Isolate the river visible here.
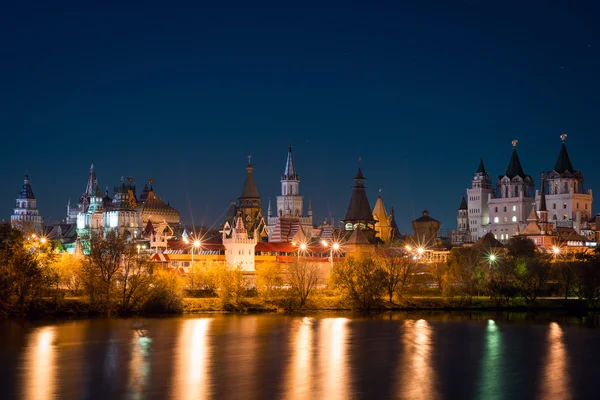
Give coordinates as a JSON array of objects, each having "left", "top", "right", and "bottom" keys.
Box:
[{"left": 1, "top": 312, "right": 599, "bottom": 399}]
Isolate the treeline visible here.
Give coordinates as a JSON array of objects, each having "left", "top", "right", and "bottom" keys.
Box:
[{"left": 3, "top": 220, "right": 600, "bottom": 315}]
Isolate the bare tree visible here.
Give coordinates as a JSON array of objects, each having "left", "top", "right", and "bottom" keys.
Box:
[
  {"left": 86, "top": 231, "right": 127, "bottom": 310},
  {"left": 374, "top": 247, "right": 412, "bottom": 303},
  {"left": 284, "top": 260, "right": 322, "bottom": 310},
  {"left": 119, "top": 248, "right": 155, "bottom": 312},
  {"left": 331, "top": 256, "right": 386, "bottom": 310}
]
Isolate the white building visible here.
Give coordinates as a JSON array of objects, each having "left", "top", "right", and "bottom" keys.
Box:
[
  {"left": 466, "top": 158, "right": 493, "bottom": 241},
  {"left": 488, "top": 140, "right": 535, "bottom": 242},
  {"left": 11, "top": 174, "right": 44, "bottom": 234},
  {"left": 222, "top": 213, "right": 257, "bottom": 271},
  {"left": 535, "top": 134, "right": 592, "bottom": 233},
  {"left": 266, "top": 145, "right": 313, "bottom": 242}
]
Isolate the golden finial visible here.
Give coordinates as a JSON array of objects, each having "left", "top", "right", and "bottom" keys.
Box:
[
  {"left": 127, "top": 176, "right": 134, "bottom": 184},
  {"left": 511, "top": 140, "right": 518, "bottom": 148},
  {"left": 148, "top": 178, "right": 155, "bottom": 186},
  {"left": 560, "top": 133, "right": 567, "bottom": 142},
  {"left": 247, "top": 155, "right": 252, "bottom": 165}
]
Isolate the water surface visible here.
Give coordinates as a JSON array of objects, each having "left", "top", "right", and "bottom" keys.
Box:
[{"left": 1, "top": 312, "right": 599, "bottom": 399}]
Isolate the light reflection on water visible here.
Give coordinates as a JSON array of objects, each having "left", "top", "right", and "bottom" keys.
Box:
[
  {"left": 6, "top": 314, "right": 600, "bottom": 399},
  {"left": 540, "top": 322, "right": 570, "bottom": 400},
  {"left": 171, "top": 318, "right": 212, "bottom": 400},
  {"left": 398, "top": 319, "right": 437, "bottom": 400},
  {"left": 22, "top": 326, "right": 56, "bottom": 400}
]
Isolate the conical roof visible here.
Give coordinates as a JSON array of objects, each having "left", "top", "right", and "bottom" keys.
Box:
[
  {"left": 474, "top": 232, "right": 504, "bottom": 249},
  {"left": 240, "top": 163, "right": 260, "bottom": 199},
  {"left": 19, "top": 174, "right": 36, "bottom": 199},
  {"left": 458, "top": 196, "right": 468, "bottom": 210},
  {"left": 505, "top": 147, "right": 527, "bottom": 179},
  {"left": 344, "top": 166, "right": 375, "bottom": 224},
  {"left": 84, "top": 162, "right": 96, "bottom": 196},
  {"left": 347, "top": 226, "right": 371, "bottom": 245},
  {"left": 390, "top": 207, "right": 399, "bottom": 231},
  {"left": 372, "top": 193, "right": 389, "bottom": 224},
  {"left": 553, "top": 141, "right": 574, "bottom": 174},
  {"left": 476, "top": 157, "right": 487, "bottom": 174},
  {"left": 539, "top": 176, "right": 547, "bottom": 212},
  {"left": 282, "top": 145, "right": 299, "bottom": 180}
]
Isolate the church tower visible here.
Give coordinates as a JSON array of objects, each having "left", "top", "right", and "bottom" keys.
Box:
[
  {"left": 67, "top": 162, "right": 97, "bottom": 223},
  {"left": 488, "top": 140, "right": 535, "bottom": 242},
  {"left": 11, "top": 174, "right": 44, "bottom": 234},
  {"left": 267, "top": 146, "right": 313, "bottom": 242},
  {"left": 537, "top": 134, "right": 592, "bottom": 233},
  {"left": 466, "top": 157, "right": 493, "bottom": 241}
]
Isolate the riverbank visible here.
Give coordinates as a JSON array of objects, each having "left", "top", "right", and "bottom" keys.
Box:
[{"left": 2, "top": 296, "right": 590, "bottom": 318}]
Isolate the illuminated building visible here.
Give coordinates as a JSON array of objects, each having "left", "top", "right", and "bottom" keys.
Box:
[
  {"left": 267, "top": 145, "right": 314, "bottom": 242},
  {"left": 466, "top": 157, "right": 493, "bottom": 241},
  {"left": 488, "top": 140, "right": 535, "bottom": 242},
  {"left": 135, "top": 179, "right": 181, "bottom": 225},
  {"left": 222, "top": 157, "right": 268, "bottom": 241},
  {"left": 450, "top": 197, "right": 471, "bottom": 245},
  {"left": 66, "top": 162, "right": 97, "bottom": 224},
  {"left": 343, "top": 162, "right": 376, "bottom": 240},
  {"left": 11, "top": 173, "right": 44, "bottom": 234},
  {"left": 372, "top": 191, "right": 396, "bottom": 243},
  {"left": 222, "top": 213, "right": 257, "bottom": 271},
  {"left": 535, "top": 134, "right": 593, "bottom": 233}
]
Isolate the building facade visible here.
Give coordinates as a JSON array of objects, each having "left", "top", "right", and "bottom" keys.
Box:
[
  {"left": 267, "top": 146, "right": 313, "bottom": 242},
  {"left": 466, "top": 158, "right": 492, "bottom": 241},
  {"left": 11, "top": 174, "right": 44, "bottom": 233}
]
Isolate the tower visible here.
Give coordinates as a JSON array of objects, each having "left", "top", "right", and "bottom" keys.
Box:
[
  {"left": 67, "top": 162, "right": 97, "bottom": 223},
  {"left": 452, "top": 196, "right": 471, "bottom": 245},
  {"left": 488, "top": 140, "right": 535, "bottom": 242},
  {"left": 343, "top": 160, "right": 376, "bottom": 236},
  {"left": 537, "top": 134, "right": 592, "bottom": 233},
  {"left": 11, "top": 174, "right": 44, "bottom": 234},
  {"left": 236, "top": 157, "right": 267, "bottom": 240},
  {"left": 466, "top": 157, "right": 493, "bottom": 241},
  {"left": 266, "top": 146, "right": 313, "bottom": 242},
  {"left": 372, "top": 190, "right": 393, "bottom": 242},
  {"left": 222, "top": 213, "right": 257, "bottom": 271}
]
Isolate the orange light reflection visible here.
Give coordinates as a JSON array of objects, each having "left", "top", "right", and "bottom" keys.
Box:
[
  {"left": 540, "top": 322, "right": 570, "bottom": 399},
  {"left": 398, "top": 319, "right": 437, "bottom": 400},
  {"left": 23, "top": 326, "right": 57, "bottom": 400}
]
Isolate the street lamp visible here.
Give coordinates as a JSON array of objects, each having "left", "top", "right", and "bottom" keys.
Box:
[
  {"left": 191, "top": 239, "right": 201, "bottom": 264},
  {"left": 321, "top": 240, "right": 340, "bottom": 266}
]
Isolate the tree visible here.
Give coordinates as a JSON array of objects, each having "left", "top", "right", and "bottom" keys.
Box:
[
  {"left": 85, "top": 231, "right": 127, "bottom": 310},
  {"left": 331, "top": 256, "right": 386, "bottom": 310},
  {"left": 52, "top": 252, "right": 84, "bottom": 294},
  {"left": 283, "top": 260, "right": 322, "bottom": 311},
  {"left": 142, "top": 269, "right": 185, "bottom": 314},
  {"left": 513, "top": 257, "right": 552, "bottom": 304},
  {"left": 571, "top": 254, "right": 600, "bottom": 306},
  {"left": 506, "top": 236, "right": 537, "bottom": 259},
  {"left": 446, "top": 247, "right": 486, "bottom": 304},
  {"left": 374, "top": 247, "right": 413, "bottom": 303},
  {"left": 256, "top": 262, "right": 283, "bottom": 301},
  {"left": 428, "top": 262, "right": 449, "bottom": 295},
  {"left": 217, "top": 264, "right": 248, "bottom": 310},
  {"left": 118, "top": 249, "right": 155, "bottom": 312}
]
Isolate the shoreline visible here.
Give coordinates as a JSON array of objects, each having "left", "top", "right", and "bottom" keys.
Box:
[{"left": 1, "top": 296, "right": 595, "bottom": 319}]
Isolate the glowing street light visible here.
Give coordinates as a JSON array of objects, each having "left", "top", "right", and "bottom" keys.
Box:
[
  {"left": 191, "top": 239, "right": 201, "bottom": 264},
  {"left": 417, "top": 247, "right": 425, "bottom": 255},
  {"left": 552, "top": 246, "right": 560, "bottom": 256},
  {"left": 40, "top": 237, "right": 47, "bottom": 244}
]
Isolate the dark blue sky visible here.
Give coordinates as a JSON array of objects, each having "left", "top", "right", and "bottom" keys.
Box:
[{"left": 1, "top": 0, "right": 599, "bottom": 233}]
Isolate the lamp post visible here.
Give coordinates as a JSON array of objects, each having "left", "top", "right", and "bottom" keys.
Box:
[
  {"left": 192, "top": 239, "right": 201, "bottom": 264},
  {"left": 321, "top": 240, "right": 340, "bottom": 267}
]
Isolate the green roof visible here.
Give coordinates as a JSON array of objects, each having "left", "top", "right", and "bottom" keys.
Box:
[{"left": 553, "top": 143, "right": 574, "bottom": 174}]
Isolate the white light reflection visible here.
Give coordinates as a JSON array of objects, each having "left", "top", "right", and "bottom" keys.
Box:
[
  {"left": 284, "top": 317, "right": 314, "bottom": 400},
  {"left": 540, "top": 322, "right": 570, "bottom": 399},
  {"left": 127, "top": 332, "right": 152, "bottom": 399},
  {"left": 318, "top": 318, "right": 349, "bottom": 400},
  {"left": 478, "top": 320, "right": 501, "bottom": 399},
  {"left": 398, "top": 319, "right": 437, "bottom": 400},
  {"left": 22, "top": 326, "right": 57, "bottom": 400},
  {"left": 171, "top": 318, "right": 212, "bottom": 400}
]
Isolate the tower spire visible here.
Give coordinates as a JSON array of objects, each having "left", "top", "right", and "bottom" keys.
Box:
[
  {"left": 283, "top": 144, "right": 298, "bottom": 180},
  {"left": 553, "top": 133, "right": 574, "bottom": 174},
  {"left": 505, "top": 139, "right": 526, "bottom": 178}
]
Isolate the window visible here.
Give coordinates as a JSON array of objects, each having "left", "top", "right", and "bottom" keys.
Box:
[
  {"left": 503, "top": 217, "right": 508, "bottom": 222},
  {"left": 563, "top": 214, "right": 568, "bottom": 220},
  {"left": 512, "top": 205, "right": 516, "bottom": 211},
  {"left": 495, "top": 207, "right": 498, "bottom": 212},
  {"left": 504, "top": 206, "right": 507, "bottom": 212},
  {"left": 563, "top": 202, "right": 567, "bottom": 209},
  {"left": 586, "top": 204, "right": 588, "bottom": 210},
  {"left": 553, "top": 204, "right": 556, "bottom": 209},
  {"left": 512, "top": 216, "right": 517, "bottom": 222},
  {"left": 494, "top": 217, "right": 499, "bottom": 223},
  {"left": 577, "top": 203, "right": 579, "bottom": 209}
]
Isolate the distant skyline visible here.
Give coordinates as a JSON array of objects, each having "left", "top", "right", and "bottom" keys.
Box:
[{"left": 1, "top": 1, "right": 599, "bottom": 232}]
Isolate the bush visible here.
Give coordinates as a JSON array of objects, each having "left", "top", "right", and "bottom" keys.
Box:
[{"left": 141, "top": 270, "right": 185, "bottom": 314}]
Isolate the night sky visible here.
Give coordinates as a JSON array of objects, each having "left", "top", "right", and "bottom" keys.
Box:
[{"left": 1, "top": 0, "right": 599, "bottom": 233}]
